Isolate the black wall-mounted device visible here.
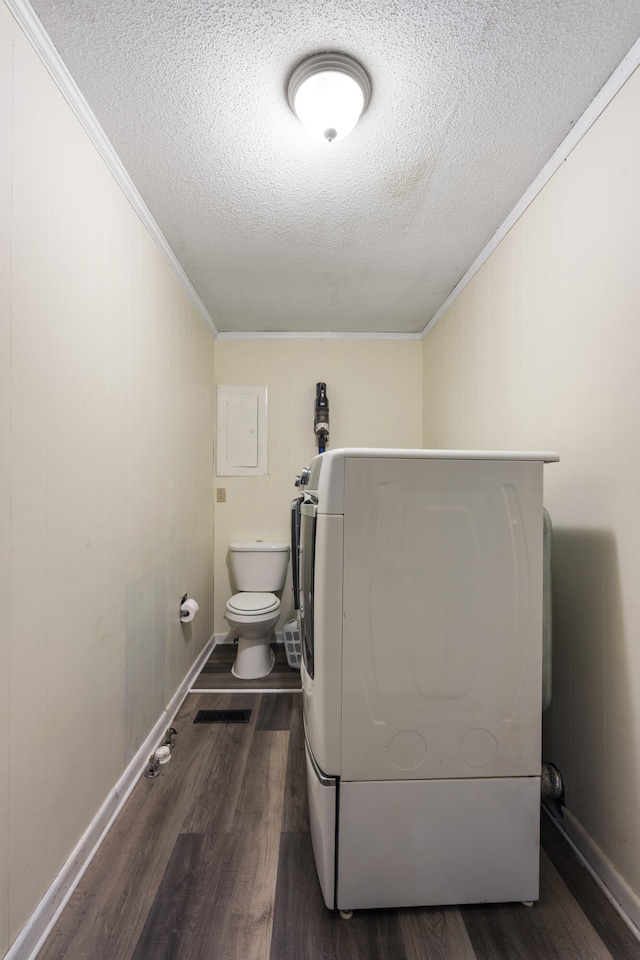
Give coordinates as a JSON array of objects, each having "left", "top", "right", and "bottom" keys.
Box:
[{"left": 314, "top": 382, "right": 329, "bottom": 453}]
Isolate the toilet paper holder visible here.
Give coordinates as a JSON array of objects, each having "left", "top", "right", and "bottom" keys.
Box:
[{"left": 180, "top": 593, "right": 200, "bottom": 623}]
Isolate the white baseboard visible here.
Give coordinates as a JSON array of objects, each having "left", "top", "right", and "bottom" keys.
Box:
[
  {"left": 6, "top": 635, "right": 216, "bottom": 960},
  {"left": 544, "top": 805, "right": 640, "bottom": 943}
]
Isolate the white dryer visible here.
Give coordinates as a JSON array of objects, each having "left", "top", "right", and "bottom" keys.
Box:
[{"left": 295, "top": 447, "right": 558, "bottom": 912}]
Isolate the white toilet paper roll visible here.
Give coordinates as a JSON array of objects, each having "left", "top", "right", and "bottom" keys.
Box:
[{"left": 180, "top": 598, "right": 199, "bottom": 623}]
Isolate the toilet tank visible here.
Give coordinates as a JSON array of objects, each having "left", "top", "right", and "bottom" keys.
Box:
[{"left": 229, "top": 541, "right": 290, "bottom": 591}]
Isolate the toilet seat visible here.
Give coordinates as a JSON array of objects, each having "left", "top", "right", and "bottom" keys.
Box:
[{"left": 226, "top": 592, "right": 280, "bottom": 616}]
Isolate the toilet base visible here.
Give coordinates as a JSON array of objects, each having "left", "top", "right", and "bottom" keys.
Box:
[{"left": 231, "top": 638, "right": 276, "bottom": 680}]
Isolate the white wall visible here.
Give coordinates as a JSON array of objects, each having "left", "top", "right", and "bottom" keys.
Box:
[
  {"left": 213, "top": 338, "right": 423, "bottom": 634},
  {"left": 0, "top": 5, "right": 12, "bottom": 952},
  {"left": 7, "top": 0, "right": 638, "bottom": 944},
  {"left": 0, "top": 4, "right": 215, "bottom": 953},
  {"left": 423, "top": 65, "right": 640, "bottom": 914}
]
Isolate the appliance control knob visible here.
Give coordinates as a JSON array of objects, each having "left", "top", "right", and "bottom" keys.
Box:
[
  {"left": 295, "top": 475, "right": 302, "bottom": 487},
  {"left": 299, "top": 467, "right": 311, "bottom": 486}
]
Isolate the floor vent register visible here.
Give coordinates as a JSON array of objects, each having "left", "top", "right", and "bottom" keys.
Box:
[{"left": 193, "top": 709, "right": 252, "bottom": 724}]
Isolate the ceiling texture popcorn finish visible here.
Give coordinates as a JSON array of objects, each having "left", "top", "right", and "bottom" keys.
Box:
[{"left": 28, "top": 0, "right": 640, "bottom": 336}]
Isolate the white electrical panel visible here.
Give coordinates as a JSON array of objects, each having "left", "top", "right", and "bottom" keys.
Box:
[{"left": 216, "top": 385, "right": 267, "bottom": 476}]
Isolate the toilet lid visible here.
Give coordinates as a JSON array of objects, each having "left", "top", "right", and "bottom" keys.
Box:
[{"left": 226, "top": 592, "right": 280, "bottom": 615}]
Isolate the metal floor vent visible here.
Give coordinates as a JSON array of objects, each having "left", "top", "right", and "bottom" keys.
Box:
[{"left": 193, "top": 709, "right": 252, "bottom": 724}]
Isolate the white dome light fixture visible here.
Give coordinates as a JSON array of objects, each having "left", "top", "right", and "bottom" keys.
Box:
[{"left": 287, "top": 53, "right": 371, "bottom": 143}]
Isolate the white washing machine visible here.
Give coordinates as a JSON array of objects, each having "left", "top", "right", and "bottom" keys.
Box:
[{"left": 294, "top": 447, "right": 558, "bottom": 912}]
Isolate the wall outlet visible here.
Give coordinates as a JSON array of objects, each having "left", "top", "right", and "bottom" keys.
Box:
[{"left": 216, "top": 487, "right": 226, "bottom": 502}]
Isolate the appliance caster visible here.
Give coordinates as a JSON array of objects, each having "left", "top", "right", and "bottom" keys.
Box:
[
  {"left": 339, "top": 910, "right": 353, "bottom": 920},
  {"left": 521, "top": 901, "right": 534, "bottom": 908}
]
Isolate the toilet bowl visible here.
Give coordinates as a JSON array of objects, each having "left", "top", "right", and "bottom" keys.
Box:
[
  {"left": 224, "top": 542, "right": 289, "bottom": 680},
  {"left": 225, "top": 592, "right": 281, "bottom": 679}
]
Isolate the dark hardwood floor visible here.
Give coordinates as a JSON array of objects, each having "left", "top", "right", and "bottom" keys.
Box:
[
  {"left": 37, "top": 657, "right": 639, "bottom": 960},
  {"left": 191, "top": 643, "right": 302, "bottom": 691}
]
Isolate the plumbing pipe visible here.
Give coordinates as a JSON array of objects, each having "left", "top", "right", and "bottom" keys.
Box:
[{"left": 541, "top": 763, "right": 564, "bottom": 801}]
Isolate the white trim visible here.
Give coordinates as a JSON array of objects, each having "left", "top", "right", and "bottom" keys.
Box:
[
  {"left": 216, "top": 331, "right": 422, "bottom": 341},
  {"left": 12, "top": 0, "right": 640, "bottom": 346},
  {"left": 5, "top": 635, "right": 216, "bottom": 960},
  {"left": 544, "top": 805, "right": 640, "bottom": 943},
  {"left": 421, "top": 37, "right": 640, "bottom": 340},
  {"left": 4, "top": 0, "right": 218, "bottom": 340}
]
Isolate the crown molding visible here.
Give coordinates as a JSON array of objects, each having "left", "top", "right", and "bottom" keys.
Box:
[
  {"left": 12, "top": 0, "right": 639, "bottom": 345},
  {"left": 421, "top": 35, "right": 640, "bottom": 341},
  {"left": 216, "top": 330, "right": 422, "bottom": 341},
  {"left": 5, "top": 0, "right": 218, "bottom": 339}
]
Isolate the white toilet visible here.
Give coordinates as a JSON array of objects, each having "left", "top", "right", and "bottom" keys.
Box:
[{"left": 225, "top": 541, "right": 290, "bottom": 680}]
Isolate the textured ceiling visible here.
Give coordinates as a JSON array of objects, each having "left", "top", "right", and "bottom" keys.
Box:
[{"left": 29, "top": 0, "right": 640, "bottom": 334}]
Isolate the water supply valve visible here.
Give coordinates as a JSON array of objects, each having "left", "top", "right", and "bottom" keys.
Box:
[
  {"left": 163, "top": 727, "right": 177, "bottom": 748},
  {"left": 143, "top": 755, "right": 161, "bottom": 779}
]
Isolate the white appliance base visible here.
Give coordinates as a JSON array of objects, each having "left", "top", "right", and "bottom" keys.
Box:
[
  {"left": 336, "top": 776, "right": 541, "bottom": 911},
  {"left": 305, "top": 739, "right": 337, "bottom": 909}
]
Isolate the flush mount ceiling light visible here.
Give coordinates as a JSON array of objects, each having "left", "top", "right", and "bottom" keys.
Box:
[{"left": 287, "top": 53, "right": 371, "bottom": 143}]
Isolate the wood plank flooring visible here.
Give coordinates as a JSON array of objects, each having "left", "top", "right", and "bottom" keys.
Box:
[
  {"left": 37, "top": 687, "right": 640, "bottom": 960},
  {"left": 191, "top": 643, "right": 302, "bottom": 690}
]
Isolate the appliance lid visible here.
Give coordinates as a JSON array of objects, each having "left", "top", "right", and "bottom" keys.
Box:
[
  {"left": 226, "top": 592, "right": 280, "bottom": 614},
  {"left": 307, "top": 447, "right": 559, "bottom": 514}
]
